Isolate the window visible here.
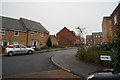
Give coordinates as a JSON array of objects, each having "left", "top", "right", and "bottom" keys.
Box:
[
  {"left": 114, "top": 15, "right": 117, "bottom": 24},
  {"left": 40, "top": 33, "right": 44, "bottom": 37},
  {"left": 19, "top": 45, "right": 26, "bottom": 48},
  {"left": 14, "top": 31, "right": 19, "bottom": 36},
  {"left": 31, "top": 31, "right": 35, "bottom": 36},
  {"left": 109, "top": 20, "right": 112, "bottom": 24},
  {"left": 0, "top": 29, "right": 5, "bottom": 35},
  {"left": 110, "top": 27, "right": 112, "bottom": 32},
  {"left": 40, "top": 42, "right": 43, "bottom": 46},
  {"left": 13, "top": 45, "right": 19, "bottom": 48},
  {"left": 13, "top": 42, "right": 18, "bottom": 45}
]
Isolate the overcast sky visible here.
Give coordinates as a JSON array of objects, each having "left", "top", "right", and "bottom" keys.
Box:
[{"left": 1, "top": 0, "right": 119, "bottom": 36}]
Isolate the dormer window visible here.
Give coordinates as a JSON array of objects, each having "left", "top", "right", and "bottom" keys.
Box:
[
  {"left": 0, "top": 29, "right": 5, "bottom": 35},
  {"left": 14, "top": 31, "right": 19, "bottom": 36}
]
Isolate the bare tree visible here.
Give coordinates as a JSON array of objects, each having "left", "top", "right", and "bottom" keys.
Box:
[{"left": 76, "top": 26, "right": 86, "bottom": 50}]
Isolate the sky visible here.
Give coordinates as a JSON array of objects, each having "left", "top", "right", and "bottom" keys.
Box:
[{"left": 1, "top": 0, "right": 120, "bottom": 36}]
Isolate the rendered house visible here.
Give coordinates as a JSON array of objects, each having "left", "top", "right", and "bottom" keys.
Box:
[{"left": 0, "top": 16, "right": 49, "bottom": 48}]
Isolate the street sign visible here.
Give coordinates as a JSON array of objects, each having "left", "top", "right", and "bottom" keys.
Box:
[{"left": 100, "top": 55, "right": 111, "bottom": 61}]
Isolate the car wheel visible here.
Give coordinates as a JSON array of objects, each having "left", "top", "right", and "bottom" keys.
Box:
[
  {"left": 28, "top": 50, "right": 33, "bottom": 55},
  {"left": 8, "top": 52, "right": 13, "bottom": 56}
]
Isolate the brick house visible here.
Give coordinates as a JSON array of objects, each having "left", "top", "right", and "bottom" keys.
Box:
[
  {"left": 92, "top": 32, "right": 102, "bottom": 45},
  {"left": 0, "top": 16, "right": 49, "bottom": 48},
  {"left": 86, "top": 35, "right": 93, "bottom": 46},
  {"left": 86, "top": 32, "right": 102, "bottom": 46},
  {"left": 110, "top": 3, "right": 120, "bottom": 37},
  {"left": 102, "top": 3, "right": 120, "bottom": 42},
  {"left": 56, "top": 27, "right": 77, "bottom": 46},
  {"left": 50, "top": 35, "right": 59, "bottom": 47},
  {"left": 102, "top": 17, "right": 113, "bottom": 42},
  {"left": 20, "top": 18, "right": 49, "bottom": 48}
]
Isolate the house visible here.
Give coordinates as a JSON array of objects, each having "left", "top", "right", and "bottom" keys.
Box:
[
  {"left": 20, "top": 18, "right": 49, "bottom": 48},
  {"left": 0, "top": 16, "right": 49, "bottom": 48},
  {"left": 50, "top": 35, "right": 59, "bottom": 47},
  {"left": 86, "top": 32, "right": 102, "bottom": 46},
  {"left": 86, "top": 35, "right": 93, "bottom": 46},
  {"left": 0, "top": 16, "right": 27, "bottom": 47},
  {"left": 92, "top": 32, "right": 102, "bottom": 45},
  {"left": 102, "top": 3, "right": 120, "bottom": 42},
  {"left": 102, "top": 17, "right": 113, "bottom": 42},
  {"left": 56, "top": 27, "right": 77, "bottom": 46}
]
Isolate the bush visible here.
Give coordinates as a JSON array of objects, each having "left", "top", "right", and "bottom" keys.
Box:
[
  {"left": 40, "top": 46, "right": 49, "bottom": 50},
  {"left": 76, "top": 50, "right": 86, "bottom": 61},
  {"left": 76, "top": 46, "right": 112, "bottom": 65},
  {"left": 35, "top": 47, "right": 40, "bottom": 51}
]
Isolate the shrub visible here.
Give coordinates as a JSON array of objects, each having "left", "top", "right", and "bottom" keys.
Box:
[
  {"left": 40, "top": 46, "right": 49, "bottom": 50},
  {"left": 35, "top": 47, "right": 40, "bottom": 51},
  {"left": 76, "top": 50, "right": 86, "bottom": 61},
  {"left": 76, "top": 46, "right": 111, "bottom": 65},
  {"left": 47, "top": 37, "right": 52, "bottom": 47}
]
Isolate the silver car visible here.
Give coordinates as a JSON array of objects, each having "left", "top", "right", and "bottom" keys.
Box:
[{"left": 5, "top": 44, "right": 34, "bottom": 56}]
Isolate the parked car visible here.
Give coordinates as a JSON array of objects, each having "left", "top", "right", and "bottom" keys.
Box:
[
  {"left": 87, "top": 69, "right": 120, "bottom": 80},
  {"left": 100, "top": 42, "right": 110, "bottom": 50},
  {"left": 4, "top": 44, "right": 34, "bottom": 56}
]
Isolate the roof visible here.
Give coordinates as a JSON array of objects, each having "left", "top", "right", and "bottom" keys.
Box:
[
  {"left": 20, "top": 18, "right": 49, "bottom": 33},
  {"left": 49, "top": 35, "right": 55, "bottom": 38},
  {"left": 92, "top": 32, "right": 102, "bottom": 35},
  {"left": 1, "top": 16, "right": 26, "bottom": 31},
  {"left": 56, "top": 27, "right": 76, "bottom": 36},
  {"left": 110, "top": 3, "right": 120, "bottom": 17},
  {"left": 103, "top": 3, "right": 120, "bottom": 19}
]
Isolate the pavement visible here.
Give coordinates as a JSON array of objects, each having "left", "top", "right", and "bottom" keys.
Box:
[
  {"left": 2, "top": 69, "right": 82, "bottom": 80},
  {"left": 51, "top": 50, "right": 108, "bottom": 78}
]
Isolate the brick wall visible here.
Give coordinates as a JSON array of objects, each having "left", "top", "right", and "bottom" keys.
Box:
[
  {"left": 27, "top": 30, "right": 49, "bottom": 48},
  {"left": 51, "top": 37, "right": 59, "bottom": 46},
  {"left": 1, "top": 30, "right": 27, "bottom": 46},
  {"left": 1, "top": 30, "right": 49, "bottom": 48},
  {"left": 111, "top": 7, "right": 120, "bottom": 37},
  {"left": 102, "top": 17, "right": 113, "bottom": 42},
  {"left": 57, "top": 27, "right": 76, "bottom": 46}
]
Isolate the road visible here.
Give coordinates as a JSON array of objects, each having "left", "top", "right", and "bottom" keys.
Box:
[{"left": 2, "top": 48, "right": 77, "bottom": 77}]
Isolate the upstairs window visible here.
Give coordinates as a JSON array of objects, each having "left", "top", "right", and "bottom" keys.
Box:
[
  {"left": 40, "top": 33, "right": 44, "bottom": 37},
  {"left": 14, "top": 31, "right": 19, "bottom": 36},
  {"left": 31, "top": 31, "right": 35, "bottom": 36},
  {"left": 110, "top": 27, "right": 112, "bottom": 32},
  {"left": 109, "top": 20, "right": 112, "bottom": 24},
  {"left": 0, "top": 29, "right": 5, "bottom": 35},
  {"left": 114, "top": 15, "right": 117, "bottom": 24}
]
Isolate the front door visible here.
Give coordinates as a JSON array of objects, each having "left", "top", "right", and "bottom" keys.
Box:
[{"left": 34, "top": 41, "right": 37, "bottom": 47}]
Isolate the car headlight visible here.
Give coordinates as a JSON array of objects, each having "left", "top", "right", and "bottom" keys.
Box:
[{"left": 87, "top": 75, "right": 94, "bottom": 80}]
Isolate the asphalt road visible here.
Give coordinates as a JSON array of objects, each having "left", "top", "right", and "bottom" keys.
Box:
[{"left": 2, "top": 48, "right": 77, "bottom": 77}]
